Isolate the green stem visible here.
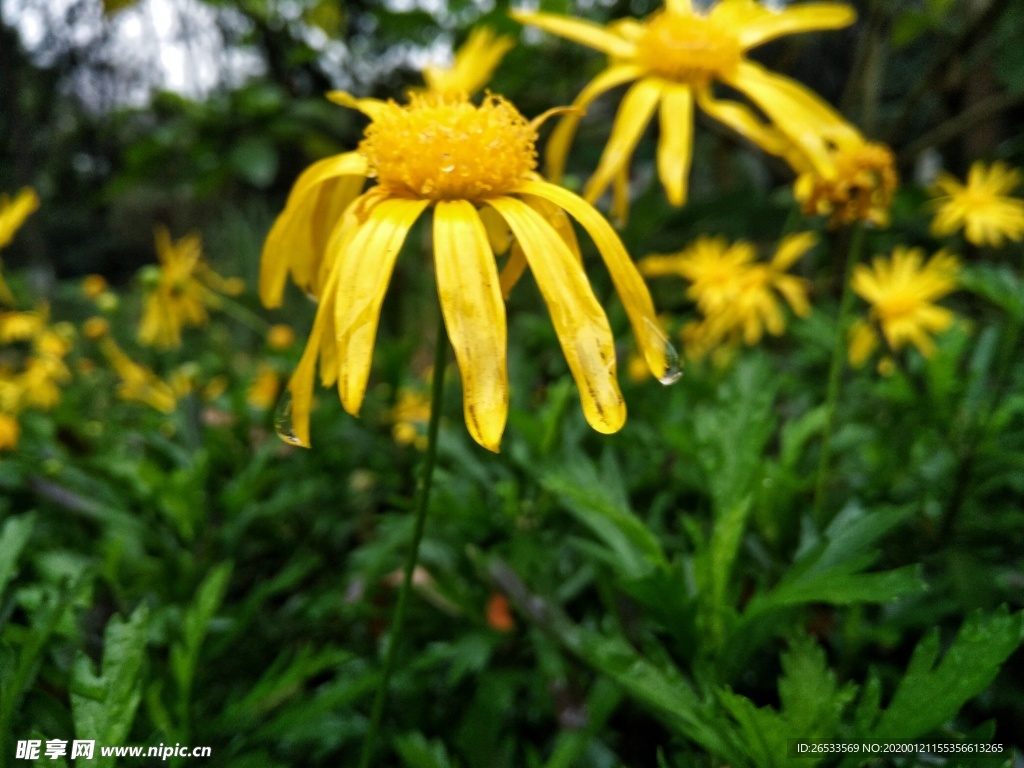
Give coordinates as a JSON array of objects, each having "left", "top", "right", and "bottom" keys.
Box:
[
  {"left": 358, "top": 313, "right": 447, "bottom": 768},
  {"left": 812, "top": 224, "right": 866, "bottom": 528},
  {"left": 206, "top": 288, "right": 271, "bottom": 335}
]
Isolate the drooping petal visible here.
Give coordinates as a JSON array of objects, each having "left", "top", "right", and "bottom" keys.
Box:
[
  {"left": 583, "top": 78, "right": 663, "bottom": 206},
  {"left": 433, "top": 201, "right": 508, "bottom": 452},
  {"left": 511, "top": 11, "right": 636, "bottom": 59},
  {"left": 664, "top": 0, "right": 693, "bottom": 15},
  {"left": 772, "top": 232, "right": 817, "bottom": 270},
  {"left": 260, "top": 152, "right": 367, "bottom": 307},
  {"left": 657, "top": 84, "right": 694, "bottom": 207},
  {"left": 726, "top": 61, "right": 860, "bottom": 174},
  {"left": 514, "top": 179, "right": 669, "bottom": 379},
  {"left": 695, "top": 87, "right": 805, "bottom": 166},
  {"left": 334, "top": 198, "right": 430, "bottom": 415},
  {"left": 285, "top": 262, "right": 343, "bottom": 448},
  {"left": 499, "top": 245, "right": 528, "bottom": 299},
  {"left": 847, "top": 319, "right": 877, "bottom": 367},
  {"left": 545, "top": 64, "right": 646, "bottom": 182},
  {"left": 487, "top": 195, "right": 625, "bottom": 433}
]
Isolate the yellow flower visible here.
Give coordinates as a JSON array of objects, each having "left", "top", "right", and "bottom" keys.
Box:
[
  {"left": 100, "top": 339, "right": 178, "bottom": 413},
  {"left": 0, "top": 188, "right": 40, "bottom": 305},
  {"left": 513, "top": 0, "right": 854, "bottom": 214},
  {"left": 793, "top": 138, "right": 898, "bottom": 227},
  {"left": 422, "top": 27, "right": 515, "bottom": 98},
  {"left": 138, "top": 227, "right": 238, "bottom": 349},
  {"left": 262, "top": 91, "right": 670, "bottom": 451},
  {"left": 267, "top": 323, "right": 296, "bottom": 350},
  {"left": 247, "top": 364, "right": 281, "bottom": 410},
  {"left": 640, "top": 233, "right": 814, "bottom": 355},
  {"left": 0, "top": 307, "right": 46, "bottom": 343},
  {"left": 848, "top": 247, "right": 959, "bottom": 366},
  {"left": 81, "top": 274, "right": 108, "bottom": 299},
  {"left": 83, "top": 316, "right": 110, "bottom": 339},
  {"left": 260, "top": 28, "right": 512, "bottom": 309},
  {"left": 0, "top": 306, "right": 70, "bottom": 414},
  {"left": 0, "top": 413, "right": 19, "bottom": 451},
  {"left": 930, "top": 161, "right": 1024, "bottom": 247},
  {"left": 390, "top": 387, "right": 431, "bottom": 450}
]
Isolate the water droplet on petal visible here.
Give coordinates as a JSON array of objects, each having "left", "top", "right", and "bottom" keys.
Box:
[
  {"left": 274, "top": 390, "right": 303, "bottom": 445},
  {"left": 439, "top": 153, "right": 455, "bottom": 173},
  {"left": 644, "top": 318, "right": 682, "bottom": 386}
]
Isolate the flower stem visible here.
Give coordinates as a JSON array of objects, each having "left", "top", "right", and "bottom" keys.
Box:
[
  {"left": 358, "top": 312, "right": 447, "bottom": 768},
  {"left": 813, "top": 223, "right": 866, "bottom": 528}
]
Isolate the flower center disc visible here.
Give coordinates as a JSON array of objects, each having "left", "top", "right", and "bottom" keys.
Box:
[
  {"left": 359, "top": 94, "right": 538, "bottom": 201},
  {"left": 637, "top": 12, "right": 741, "bottom": 85}
]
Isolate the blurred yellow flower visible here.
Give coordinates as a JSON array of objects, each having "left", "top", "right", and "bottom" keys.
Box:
[
  {"left": 422, "top": 27, "right": 515, "bottom": 98},
  {"left": 930, "top": 161, "right": 1024, "bottom": 247},
  {"left": 101, "top": 339, "right": 178, "bottom": 413},
  {"left": 247, "top": 364, "right": 281, "bottom": 410},
  {"left": 262, "top": 90, "right": 670, "bottom": 451},
  {"left": 81, "top": 274, "right": 108, "bottom": 299},
  {"left": 0, "top": 412, "right": 18, "bottom": 451},
  {"left": 390, "top": 387, "right": 431, "bottom": 450},
  {"left": 513, "top": 0, "right": 854, "bottom": 214},
  {"left": 793, "top": 138, "right": 897, "bottom": 227},
  {"left": 138, "top": 226, "right": 238, "bottom": 349},
  {"left": 0, "top": 188, "right": 40, "bottom": 305},
  {"left": 267, "top": 323, "right": 296, "bottom": 350},
  {"left": 83, "top": 316, "right": 110, "bottom": 339},
  {"left": 0, "top": 306, "right": 71, "bottom": 416},
  {"left": 640, "top": 233, "right": 814, "bottom": 356},
  {"left": 848, "top": 246, "right": 959, "bottom": 366}
]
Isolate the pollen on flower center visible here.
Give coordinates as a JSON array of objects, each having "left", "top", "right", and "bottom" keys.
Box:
[
  {"left": 637, "top": 12, "right": 741, "bottom": 85},
  {"left": 359, "top": 93, "right": 538, "bottom": 201}
]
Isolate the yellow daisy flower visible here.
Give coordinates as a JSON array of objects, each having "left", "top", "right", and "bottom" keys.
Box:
[
  {"left": 848, "top": 246, "right": 959, "bottom": 366},
  {"left": 641, "top": 233, "right": 814, "bottom": 356},
  {"left": 930, "top": 161, "right": 1024, "bottom": 247},
  {"left": 0, "top": 307, "right": 71, "bottom": 415},
  {"left": 100, "top": 339, "right": 179, "bottom": 413},
  {"left": 0, "top": 412, "right": 19, "bottom": 451},
  {"left": 512, "top": 0, "right": 854, "bottom": 213},
  {"left": 138, "top": 226, "right": 236, "bottom": 349},
  {"left": 262, "top": 91, "right": 671, "bottom": 452},
  {"left": 792, "top": 136, "right": 898, "bottom": 227},
  {"left": 260, "top": 27, "right": 514, "bottom": 309},
  {"left": 390, "top": 387, "right": 432, "bottom": 450},
  {"left": 247, "top": 364, "right": 281, "bottom": 410},
  {"left": 0, "top": 188, "right": 40, "bottom": 305},
  {"left": 267, "top": 323, "right": 296, "bottom": 350}
]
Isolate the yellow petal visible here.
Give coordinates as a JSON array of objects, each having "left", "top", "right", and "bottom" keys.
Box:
[
  {"left": 584, "top": 78, "right": 663, "bottom": 206},
  {"left": 488, "top": 195, "right": 625, "bottom": 433},
  {"left": 433, "top": 201, "right": 508, "bottom": 452},
  {"left": 727, "top": 62, "right": 859, "bottom": 174},
  {"left": 657, "top": 85, "right": 694, "bottom": 207},
  {"left": 725, "top": 2, "right": 856, "bottom": 50},
  {"left": 511, "top": 11, "right": 636, "bottom": 59},
  {"left": 545, "top": 64, "right": 645, "bottom": 182},
  {"left": 499, "top": 245, "right": 528, "bottom": 299},
  {"left": 0, "top": 188, "right": 40, "bottom": 250},
  {"left": 326, "top": 91, "right": 387, "bottom": 120},
  {"left": 772, "top": 232, "right": 817, "bottom": 270},
  {"left": 334, "top": 198, "right": 429, "bottom": 415},
  {"left": 422, "top": 27, "right": 515, "bottom": 96},
  {"left": 514, "top": 179, "right": 669, "bottom": 380},
  {"left": 665, "top": 0, "right": 693, "bottom": 14},
  {"left": 847, "top": 319, "right": 877, "bottom": 367},
  {"left": 260, "top": 152, "right": 367, "bottom": 307},
  {"left": 478, "top": 205, "right": 512, "bottom": 254}
]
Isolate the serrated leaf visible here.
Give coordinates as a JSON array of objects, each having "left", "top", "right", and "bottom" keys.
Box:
[
  {"left": 71, "top": 605, "right": 149, "bottom": 766},
  {"left": 872, "top": 608, "right": 1024, "bottom": 741},
  {"left": 779, "top": 635, "right": 856, "bottom": 737}
]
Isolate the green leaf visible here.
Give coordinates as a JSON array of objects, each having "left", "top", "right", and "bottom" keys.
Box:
[
  {"left": 230, "top": 137, "right": 279, "bottom": 188},
  {"left": 778, "top": 635, "right": 856, "bottom": 738},
  {"left": 394, "top": 732, "right": 457, "bottom": 768},
  {"left": 871, "top": 608, "right": 1024, "bottom": 741},
  {"left": 171, "top": 562, "right": 233, "bottom": 728},
  {"left": 0, "top": 513, "right": 35, "bottom": 599},
  {"left": 541, "top": 452, "right": 666, "bottom": 579},
  {"left": 71, "top": 605, "right": 149, "bottom": 767}
]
